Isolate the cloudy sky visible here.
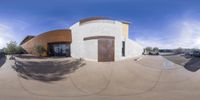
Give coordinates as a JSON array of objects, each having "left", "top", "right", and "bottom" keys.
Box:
[{"left": 0, "top": 0, "right": 200, "bottom": 49}]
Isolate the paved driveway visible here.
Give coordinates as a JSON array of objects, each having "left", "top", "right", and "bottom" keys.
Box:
[{"left": 0, "top": 55, "right": 199, "bottom": 100}]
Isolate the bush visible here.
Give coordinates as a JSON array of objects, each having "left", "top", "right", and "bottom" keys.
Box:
[
  {"left": 16, "top": 46, "right": 25, "bottom": 54},
  {"left": 34, "top": 45, "right": 46, "bottom": 56}
]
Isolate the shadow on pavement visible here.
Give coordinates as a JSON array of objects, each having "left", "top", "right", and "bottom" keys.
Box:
[
  {"left": 184, "top": 57, "right": 200, "bottom": 72},
  {"left": 12, "top": 59, "right": 86, "bottom": 82},
  {"left": 15, "top": 54, "right": 47, "bottom": 59},
  {"left": 0, "top": 56, "right": 6, "bottom": 67},
  {"left": 16, "top": 54, "right": 69, "bottom": 60}
]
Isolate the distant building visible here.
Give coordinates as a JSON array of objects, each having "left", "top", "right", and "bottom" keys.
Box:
[{"left": 20, "top": 17, "right": 143, "bottom": 62}]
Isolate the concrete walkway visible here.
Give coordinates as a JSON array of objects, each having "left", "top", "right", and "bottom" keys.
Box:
[{"left": 0, "top": 55, "right": 199, "bottom": 100}]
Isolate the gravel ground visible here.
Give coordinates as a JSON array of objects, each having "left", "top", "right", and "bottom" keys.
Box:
[
  {"left": 162, "top": 54, "right": 200, "bottom": 72},
  {"left": 162, "top": 54, "right": 191, "bottom": 66}
]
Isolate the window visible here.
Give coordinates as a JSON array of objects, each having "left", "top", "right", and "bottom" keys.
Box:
[
  {"left": 122, "top": 41, "right": 125, "bottom": 57},
  {"left": 48, "top": 43, "right": 70, "bottom": 57}
]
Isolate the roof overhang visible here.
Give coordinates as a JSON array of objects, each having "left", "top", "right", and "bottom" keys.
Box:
[{"left": 20, "top": 35, "right": 35, "bottom": 45}]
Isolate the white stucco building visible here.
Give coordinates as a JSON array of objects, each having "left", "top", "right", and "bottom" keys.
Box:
[
  {"left": 70, "top": 17, "right": 143, "bottom": 62},
  {"left": 21, "top": 17, "right": 143, "bottom": 62}
]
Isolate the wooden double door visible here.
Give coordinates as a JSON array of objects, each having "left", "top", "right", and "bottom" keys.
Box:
[{"left": 98, "top": 39, "right": 115, "bottom": 62}]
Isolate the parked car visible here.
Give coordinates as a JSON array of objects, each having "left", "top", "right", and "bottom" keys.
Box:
[
  {"left": 143, "top": 47, "right": 159, "bottom": 55},
  {"left": 149, "top": 51, "right": 159, "bottom": 55}
]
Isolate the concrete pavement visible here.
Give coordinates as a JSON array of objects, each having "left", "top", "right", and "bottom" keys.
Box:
[{"left": 0, "top": 55, "right": 199, "bottom": 100}]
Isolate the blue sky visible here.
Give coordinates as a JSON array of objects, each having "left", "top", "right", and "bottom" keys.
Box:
[{"left": 0, "top": 0, "right": 200, "bottom": 49}]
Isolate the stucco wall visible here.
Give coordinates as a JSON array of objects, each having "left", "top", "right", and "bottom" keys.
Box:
[
  {"left": 21, "top": 19, "right": 143, "bottom": 60},
  {"left": 122, "top": 23, "right": 129, "bottom": 39},
  {"left": 124, "top": 39, "right": 144, "bottom": 59},
  {"left": 70, "top": 19, "right": 144, "bottom": 61},
  {"left": 21, "top": 29, "right": 71, "bottom": 56},
  {"left": 83, "top": 40, "right": 98, "bottom": 61},
  {"left": 70, "top": 20, "right": 125, "bottom": 61}
]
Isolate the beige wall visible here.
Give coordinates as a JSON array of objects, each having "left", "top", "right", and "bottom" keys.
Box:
[
  {"left": 21, "top": 29, "right": 71, "bottom": 56},
  {"left": 122, "top": 23, "right": 129, "bottom": 39}
]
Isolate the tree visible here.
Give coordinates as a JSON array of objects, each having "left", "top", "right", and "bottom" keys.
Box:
[
  {"left": 16, "top": 46, "right": 24, "bottom": 54},
  {"left": 34, "top": 45, "right": 46, "bottom": 57},
  {"left": 174, "top": 47, "right": 183, "bottom": 54},
  {"left": 5, "top": 41, "right": 18, "bottom": 55},
  {"left": 153, "top": 47, "right": 159, "bottom": 55},
  {"left": 145, "top": 47, "right": 153, "bottom": 52},
  {"left": 5, "top": 41, "right": 19, "bottom": 60},
  {"left": 143, "top": 47, "right": 152, "bottom": 55},
  {"left": 153, "top": 47, "right": 159, "bottom": 52}
]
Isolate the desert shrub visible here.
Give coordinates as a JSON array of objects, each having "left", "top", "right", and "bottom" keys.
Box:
[{"left": 34, "top": 45, "right": 46, "bottom": 57}]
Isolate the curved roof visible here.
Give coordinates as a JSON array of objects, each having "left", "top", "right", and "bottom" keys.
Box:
[
  {"left": 21, "top": 29, "right": 72, "bottom": 45},
  {"left": 79, "top": 17, "right": 131, "bottom": 25},
  {"left": 79, "top": 16, "right": 111, "bottom": 24},
  {"left": 20, "top": 35, "right": 35, "bottom": 45},
  {"left": 36, "top": 29, "right": 71, "bottom": 38}
]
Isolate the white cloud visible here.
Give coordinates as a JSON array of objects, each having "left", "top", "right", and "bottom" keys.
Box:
[
  {"left": 136, "top": 19, "right": 200, "bottom": 49},
  {"left": 0, "top": 19, "right": 28, "bottom": 49},
  {"left": 178, "top": 20, "right": 200, "bottom": 48},
  {"left": 0, "top": 24, "right": 15, "bottom": 49}
]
